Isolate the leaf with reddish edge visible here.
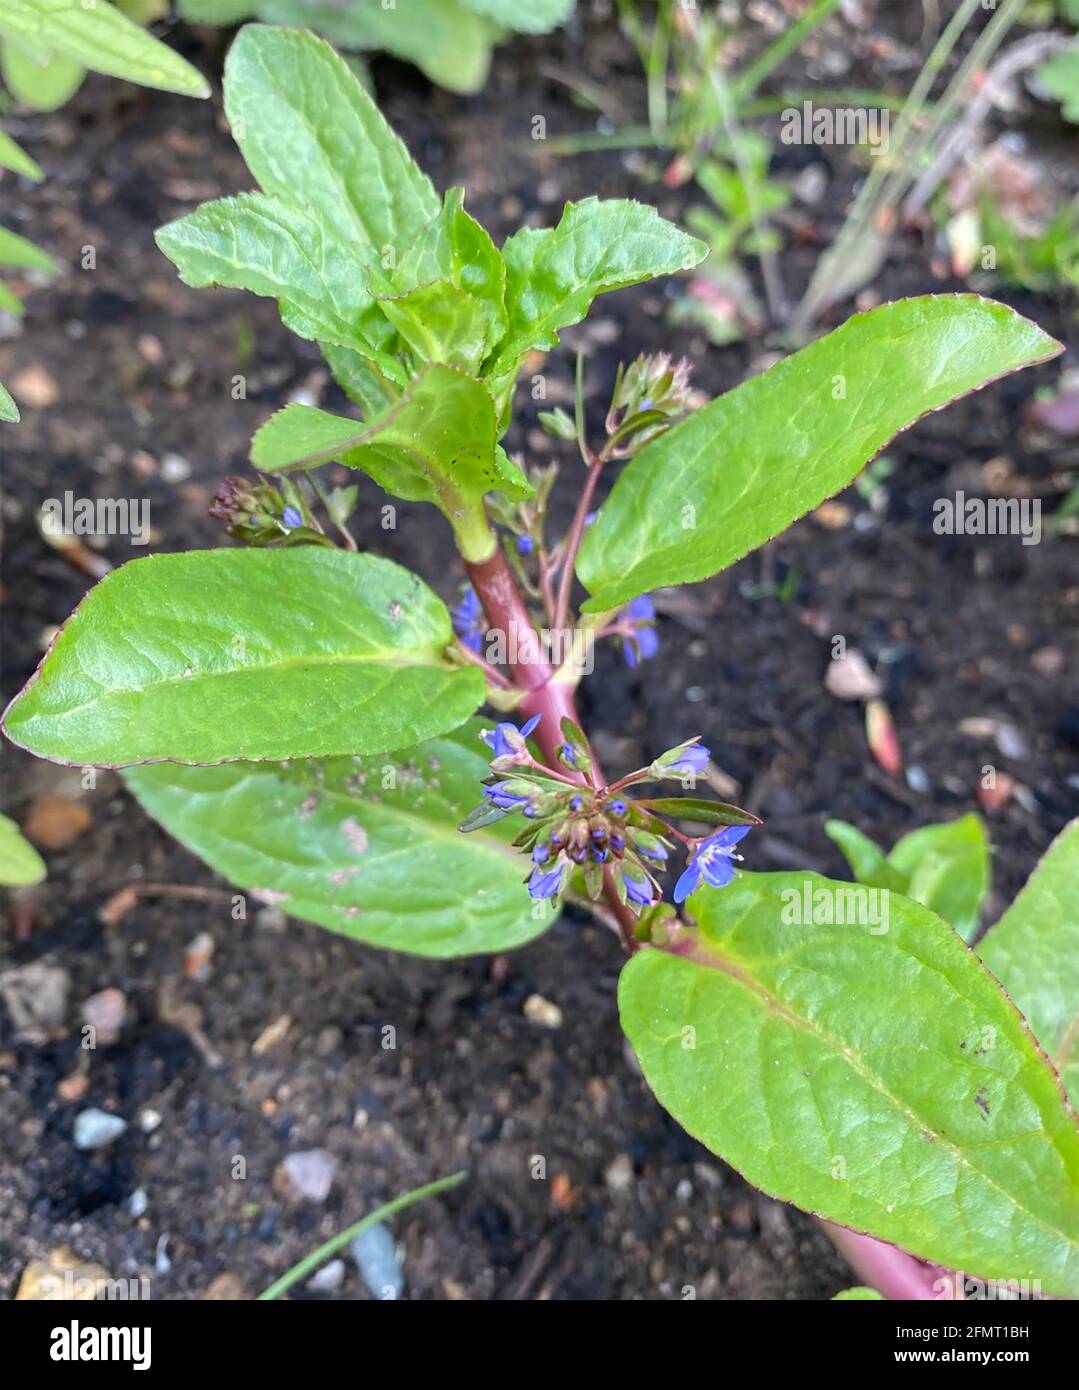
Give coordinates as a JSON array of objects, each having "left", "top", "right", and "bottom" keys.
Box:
[{"left": 619, "top": 871, "right": 1079, "bottom": 1295}]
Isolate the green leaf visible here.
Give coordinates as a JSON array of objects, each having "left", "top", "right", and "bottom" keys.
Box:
[
  {"left": 0, "top": 813, "right": 46, "bottom": 886},
  {"left": 825, "top": 821, "right": 905, "bottom": 893},
  {"left": 832, "top": 1286, "right": 884, "bottom": 1301},
  {"left": 579, "top": 297, "right": 1062, "bottom": 612},
  {"left": 980, "top": 820, "right": 1079, "bottom": 1104},
  {"left": 637, "top": 797, "right": 762, "bottom": 828},
  {"left": 0, "top": 223, "right": 57, "bottom": 274},
  {"left": 0, "top": 381, "right": 19, "bottom": 423},
  {"left": 0, "top": 0, "right": 209, "bottom": 97},
  {"left": 0, "top": 38, "right": 84, "bottom": 111},
  {"left": 257, "top": 0, "right": 496, "bottom": 95},
  {"left": 251, "top": 366, "right": 531, "bottom": 551},
  {"left": 827, "top": 814, "right": 990, "bottom": 942},
  {"left": 888, "top": 815, "right": 990, "bottom": 943},
  {"left": 223, "top": 25, "right": 439, "bottom": 259},
  {"left": 375, "top": 188, "right": 507, "bottom": 375},
  {"left": 123, "top": 720, "right": 552, "bottom": 958},
  {"left": 177, "top": 0, "right": 258, "bottom": 20},
  {"left": 488, "top": 198, "right": 707, "bottom": 387},
  {"left": 462, "top": 0, "right": 574, "bottom": 32},
  {"left": 2, "top": 549, "right": 485, "bottom": 767},
  {"left": 317, "top": 341, "right": 395, "bottom": 420},
  {"left": 155, "top": 193, "right": 403, "bottom": 378},
  {"left": 1038, "top": 47, "right": 1079, "bottom": 123},
  {"left": 619, "top": 871, "right": 1079, "bottom": 1295},
  {"left": 0, "top": 129, "right": 43, "bottom": 181},
  {"left": 0, "top": 279, "right": 24, "bottom": 316}
]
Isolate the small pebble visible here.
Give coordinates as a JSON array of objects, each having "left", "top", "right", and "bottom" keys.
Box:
[
  {"left": 128, "top": 1189, "right": 148, "bottom": 1218},
  {"left": 905, "top": 765, "right": 930, "bottom": 794},
  {"left": 307, "top": 1259, "right": 345, "bottom": 1294},
  {"left": 523, "top": 994, "right": 563, "bottom": 1029},
  {"left": 605, "top": 1153, "right": 634, "bottom": 1194},
  {"left": 74, "top": 1108, "right": 127, "bottom": 1151},
  {"left": 138, "top": 1108, "right": 162, "bottom": 1134},
  {"left": 351, "top": 1223, "right": 403, "bottom": 1300},
  {"left": 276, "top": 1149, "right": 337, "bottom": 1203},
  {"left": 160, "top": 453, "right": 191, "bottom": 482},
  {"left": 81, "top": 988, "right": 126, "bottom": 1046}
]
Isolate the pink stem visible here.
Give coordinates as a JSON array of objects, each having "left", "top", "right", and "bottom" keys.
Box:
[
  {"left": 465, "top": 546, "right": 640, "bottom": 951},
  {"left": 823, "top": 1223, "right": 944, "bottom": 1300}
]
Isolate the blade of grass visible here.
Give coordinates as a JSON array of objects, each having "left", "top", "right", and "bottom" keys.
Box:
[{"left": 257, "top": 1170, "right": 467, "bottom": 1301}]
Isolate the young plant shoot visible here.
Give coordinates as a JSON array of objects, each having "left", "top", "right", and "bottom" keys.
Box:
[{"left": 5, "top": 26, "right": 1079, "bottom": 1300}]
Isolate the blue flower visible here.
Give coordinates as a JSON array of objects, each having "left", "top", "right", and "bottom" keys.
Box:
[
  {"left": 624, "top": 872, "right": 654, "bottom": 907},
  {"left": 532, "top": 843, "right": 550, "bottom": 864},
  {"left": 560, "top": 742, "right": 577, "bottom": 767},
  {"left": 482, "top": 713, "right": 541, "bottom": 761},
  {"left": 484, "top": 781, "right": 532, "bottom": 811},
  {"left": 451, "top": 586, "right": 486, "bottom": 653},
  {"left": 673, "top": 826, "right": 751, "bottom": 904},
  {"left": 516, "top": 535, "right": 535, "bottom": 555},
  {"left": 608, "top": 799, "right": 627, "bottom": 817},
  {"left": 622, "top": 594, "right": 659, "bottom": 669},
  {"left": 528, "top": 860, "right": 566, "bottom": 900},
  {"left": 669, "top": 743, "right": 710, "bottom": 775},
  {"left": 282, "top": 505, "right": 303, "bottom": 530}
]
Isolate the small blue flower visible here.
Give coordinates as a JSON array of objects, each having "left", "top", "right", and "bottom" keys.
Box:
[
  {"left": 282, "top": 505, "right": 303, "bottom": 530},
  {"left": 516, "top": 535, "right": 535, "bottom": 555},
  {"left": 669, "top": 743, "right": 710, "bottom": 775},
  {"left": 560, "top": 742, "right": 577, "bottom": 767},
  {"left": 532, "top": 843, "right": 550, "bottom": 864},
  {"left": 610, "top": 833, "right": 625, "bottom": 853},
  {"left": 608, "top": 799, "right": 627, "bottom": 817},
  {"left": 637, "top": 843, "right": 669, "bottom": 862},
  {"left": 674, "top": 825, "right": 751, "bottom": 904},
  {"left": 622, "top": 594, "right": 659, "bottom": 669},
  {"left": 484, "top": 781, "right": 532, "bottom": 811},
  {"left": 570, "top": 796, "right": 584, "bottom": 812},
  {"left": 482, "top": 713, "right": 541, "bottom": 761},
  {"left": 528, "top": 861, "right": 566, "bottom": 900},
  {"left": 451, "top": 586, "right": 487, "bottom": 653},
  {"left": 624, "top": 872, "right": 654, "bottom": 907}
]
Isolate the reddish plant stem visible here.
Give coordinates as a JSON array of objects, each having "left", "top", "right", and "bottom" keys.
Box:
[
  {"left": 553, "top": 457, "right": 603, "bottom": 632},
  {"left": 465, "top": 545, "right": 640, "bottom": 952},
  {"left": 823, "top": 1223, "right": 943, "bottom": 1301}
]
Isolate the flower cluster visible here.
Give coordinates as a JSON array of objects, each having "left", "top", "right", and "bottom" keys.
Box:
[
  {"left": 460, "top": 716, "right": 759, "bottom": 916},
  {"left": 210, "top": 476, "right": 312, "bottom": 546},
  {"left": 606, "top": 352, "right": 694, "bottom": 453}
]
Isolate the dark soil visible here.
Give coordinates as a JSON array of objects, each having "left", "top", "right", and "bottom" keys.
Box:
[{"left": 1, "top": 8, "right": 1077, "bottom": 1300}]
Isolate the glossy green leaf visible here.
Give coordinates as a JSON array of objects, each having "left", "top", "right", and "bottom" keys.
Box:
[
  {"left": 488, "top": 198, "right": 707, "bottom": 383},
  {"left": 0, "top": 223, "right": 56, "bottom": 273},
  {"left": 223, "top": 25, "right": 439, "bottom": 259},
  {"left": 375, "top": 188, "right": 507, "bottom": 375},
  {"left": 980, "top": 820, "right": 1079, "bottom": 1103},
  {"left": 251, "top": 366, "right": 531, "bottom": 541},
  {"left": 825, "top": 820, "right": 904, "bottom": 893},
  {"left": 638, "top": 797, "right": 762, "bottom": 828},
  {"left": 619, "top": 872, "right": 1079, "bottom": 1294},
  {"left": 2, "top": 549, "right": 485, "bottom": 767},
  {"left": 0, "top": 381, "right": 19, "bottom": 423},
  {"left": 889, "top": 815, "right": 990, "bottom": 943},
  {"left": 0, "top": 129, "right": 43, "bottom": 181},
  {"left": 833, "top": 1286, "right": 884, "bottom": 1301},
  {"left": 827, "top": 814, "right": 990, "bottom": 942},
  {"left": 155, "top": 193, "right": 403, "bottom": 377},
  {"left": 257, "top": 0, "right": 496, "bottom": 94},
  {"left": 0, "top": 0, "right": 209, "bottom": 96},
  {"left": 0, "top": 813, "right": 45, "bottom": 886},
  {"left": 0, "top": 38, "right": 84, "bottom": 111},
  {"left": 463, "top": 0, "right": 574, "bottom": 32},
  {"left": 317, "top": 340, "right": 395, "bottom": 421},
  {"left": 579, "top": 297, "right": 1062, "bottom": 612},
  {"left": 123, "top": 720, "right": 552, "bottom": 958}
]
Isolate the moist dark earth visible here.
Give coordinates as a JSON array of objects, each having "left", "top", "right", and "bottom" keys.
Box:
[{"left": 1, "top": 9, "right": 1077, "bottom": 1300}]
